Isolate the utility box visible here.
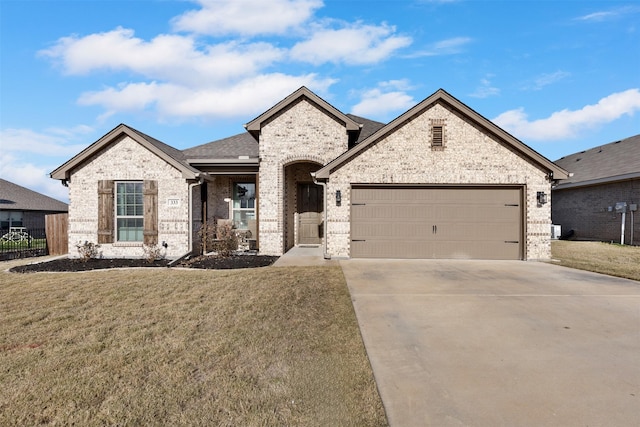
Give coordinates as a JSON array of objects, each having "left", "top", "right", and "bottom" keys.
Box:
[
  {"left": 630, "top": 204, "right": 638, "bottom": 212},
  {"left": 551, "top": 224, "right": 562, "bottom": 240},
  {"left": 615, "top": 202, "right": 627, "bottom": 213}
]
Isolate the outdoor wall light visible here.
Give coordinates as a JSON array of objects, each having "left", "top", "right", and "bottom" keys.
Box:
[
  {"left": 336, "top": 190, "right": 341, "bottom": 206},
  {"left": 224, "top": 198, "right": 231, "bottom": 203},
  {"left": 537, "top": 191, "right": 548, "bottom": 205}
]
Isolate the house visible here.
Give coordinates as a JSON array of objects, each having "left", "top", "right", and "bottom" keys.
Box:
[
  {"left": 0, "top": 178, "right": 68, "bottom": 231},
  {"left": 51, "top": 87, "right": 568, "bottom": 260},
  {"left": 552, "top": 134, "right": 639, "bottom": 245}
]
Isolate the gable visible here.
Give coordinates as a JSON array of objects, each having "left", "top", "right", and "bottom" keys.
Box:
[
  {"left": 315, "top": 89, "right": 568, "bottom": 180},
  {"left": 322, "top": 101, "right": 551, "bottom": 185},
  {"left": 51, "top": 124, "right": 200, "bottom": 181},
  {"left": 244, "top": 86, "right": 361, "bottom": 139}
]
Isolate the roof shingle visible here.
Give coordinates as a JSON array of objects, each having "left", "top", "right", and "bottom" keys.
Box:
[
  {"left": 0, "top": 179, "right": 68, "bottom": 212},
  {"left": 182, "top": 133, "right": 258, "bottom": 159},
  {"left": 554, "top": 134, "right": 640, "bottom": 188}
]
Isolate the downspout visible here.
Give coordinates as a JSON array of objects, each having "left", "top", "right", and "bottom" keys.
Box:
[
  {"left": 169, "top": 176, "right": 204, "bottom": 267},
  {"left": 188, "top": 176, "right": 205, "bottom": 254},
  {"left": 310, "top": 172, "right": 330, "bottom": 259}
]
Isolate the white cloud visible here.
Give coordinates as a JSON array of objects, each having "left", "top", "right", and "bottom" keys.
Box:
[
  {"left": 351, "top": 81, "right": 415, "bottom": 118},
  {"left": 469, "top": 78, "right": 500, "bottom": 98},
  {"left": 0, "top": 126, "right": 91, "bottom": 157},
  {"left": 290, "top": 23, "right": 412, "bottom": 65},
  {"left": 493, "top": 88, "right": 640, "bottom": 141},
  {"left": 39, "top": 28, "right": 285, "bottom": 85},
  {"left": 171, "top": 0, "right": 323, "bottom": 36},
  {"left": 0, "top": 153, "right": 69, "bottom": 203},
  {"left": 39, "top": 2, "right": 412, "bottom": 122},
  {"left": 575, "top": 6, "right": 640, "bottom": 22},
  {"left": 531, "top": 70, "right": 571, "bottom": 90},
  {"left": 78, "top": 74, "right": 336, "bottom": 120},
  {"left": 404, "top": 36, "right": 472, "bottom": 58},
  {"left": 0, "top": 125, "right": 99, "bottom": 202}
]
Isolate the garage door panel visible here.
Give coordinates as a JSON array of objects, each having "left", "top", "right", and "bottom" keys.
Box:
[
  {"left": 353, "top": 223, "right": 435, "bottom": 239},
  {"left": 434, "top": 223, "right": 520, "bottom": 241},
  {"left": 350, "top": 187, "right": 523, "bottom": 259}
]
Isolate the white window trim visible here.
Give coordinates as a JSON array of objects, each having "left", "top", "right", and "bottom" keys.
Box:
[
  {"left": 115, "top": 181, "right": 144, "bottom": 242},
  {"left": 232, "top": 182, "right": 256, "bottom": 230}
]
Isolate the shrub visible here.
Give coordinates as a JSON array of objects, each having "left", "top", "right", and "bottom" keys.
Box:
[
  {"left": 212, "top": 222, "right": 238, "bottom": 257},
  {"left": 142, "top": 244, "right": 166, "bottom": 263},
  {"left": 75, "top": 241, "right": 101, "bottom": 262},
  {"left": 198, "top": 220, "right": 238, "bottom": 257}
]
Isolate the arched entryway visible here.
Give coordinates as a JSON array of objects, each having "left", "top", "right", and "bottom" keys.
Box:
[{"left": 283, "top": 161, "right": 324, "bottom": 252}]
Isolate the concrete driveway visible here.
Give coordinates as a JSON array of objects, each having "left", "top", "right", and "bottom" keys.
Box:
[{"left": 340, "top": 259, "right": 640, "bottom": 427}]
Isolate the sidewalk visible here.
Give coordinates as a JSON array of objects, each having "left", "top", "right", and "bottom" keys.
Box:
[{"left": 272, "top": 245, "right": 338, "bottom": 267}]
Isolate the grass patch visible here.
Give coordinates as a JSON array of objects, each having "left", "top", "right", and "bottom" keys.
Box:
[
  {"left": 551, "top": 241, "right": 640, "bottom": 281},
  {"left": 0, "top": 264, "right": 387, "bottom": 426},
  {"left": 0, "top": 238, "right": 46, "bottom": 251}
]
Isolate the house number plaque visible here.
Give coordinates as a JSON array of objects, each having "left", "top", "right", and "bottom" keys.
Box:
[{"left": 167, "top": 198, "right": 181, "bottom": 207}]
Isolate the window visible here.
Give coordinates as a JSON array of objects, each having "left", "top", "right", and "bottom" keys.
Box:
[
  {"left": 0, "top": 211, "right": 23, "bottom": 230},
  {"left": 232, "top": 183, "right": 256, "bottom": 229},
  {"left": 116, "top": 181, "right": 144, "bottom": 241}
]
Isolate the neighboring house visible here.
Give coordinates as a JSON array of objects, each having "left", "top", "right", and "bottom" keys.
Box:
[
  {"left": 0, "top": 179, "right": 68, "bottom": 230},
  {"left": 552, "top": 134, "right": 639, "bottom": 245},
  {"left": 51, "top": 87, "right": 568, "bottom": 260}
]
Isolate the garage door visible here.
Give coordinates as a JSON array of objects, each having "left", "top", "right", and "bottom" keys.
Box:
[{"left": 351, "top": 186, "right": 523, "bottom": 259}]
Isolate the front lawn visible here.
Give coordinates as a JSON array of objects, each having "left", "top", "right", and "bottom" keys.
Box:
[
  {"left": 0, "top": 264, "right": 387, "bottom": 426},
  {"left": 551, "top": 240, "right": 640, "bottom": 281}
]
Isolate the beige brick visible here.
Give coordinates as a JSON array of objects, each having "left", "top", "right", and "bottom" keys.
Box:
[
  {"left": 68, "top": 136, "right": 191, "bottom": 259},
  {"left": 324, "top": 103, "right": 553, "bottom": 260}
]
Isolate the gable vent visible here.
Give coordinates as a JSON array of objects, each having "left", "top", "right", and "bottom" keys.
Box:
[{"left": 432, "top": 126, "right": 443, "bottom": 146}]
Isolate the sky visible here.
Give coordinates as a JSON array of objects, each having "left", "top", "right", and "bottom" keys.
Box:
[{"left": 1, "top": 0, "right": 639, "bottom": 203}]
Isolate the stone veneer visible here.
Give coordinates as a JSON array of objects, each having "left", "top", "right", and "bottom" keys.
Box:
[
  {"left": 257, "top": 98, "right": 349, "bottom": 255},
  {"left": 324, "top": 102, "right": 553, "bottom": 260},
  {"left": 68, "top": 135, "right": 191, "bottom": 259}
]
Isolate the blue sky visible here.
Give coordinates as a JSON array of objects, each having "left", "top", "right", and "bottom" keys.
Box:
[{"left": 1, "top": 0, "right": 639, "bottom": 203}]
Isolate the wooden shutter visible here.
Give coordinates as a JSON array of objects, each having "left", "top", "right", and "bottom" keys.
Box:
[
  {"left": 143, "top": 180, "right": 158, "bottom": 245},
  {"left": 97, "top": 180, "right": 114, "bottom": 244}
]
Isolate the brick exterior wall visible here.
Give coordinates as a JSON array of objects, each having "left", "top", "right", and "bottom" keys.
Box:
[
  {"left": 552, "top": 180, "right": 640, "bottom": 244},
  {"left": 258, "top": 98, "right": 349, "bottom": 255},
  {"left": 68, "top": 135, "right": 191, "bottom": 259},
  {"left": 324, "top": 102, "right": 553, "bottom": 260}
]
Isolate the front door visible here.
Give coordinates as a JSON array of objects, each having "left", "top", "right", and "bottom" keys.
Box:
[{"left": 297, "top": 183, "right": 323, "bottom": 245}]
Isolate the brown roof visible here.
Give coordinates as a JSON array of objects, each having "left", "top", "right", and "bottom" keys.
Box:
[
  {"left": 346, "top": 114, "right": 386, "bottom": 144},
  {"left": 51, "top": 124, "right": 201, "bottom": 181},
  {"left": 182, "top": 132, "right": 258, "bottom": 160},
  {"left": 0, "top": 179, "right": 68, "bottom": 212},
  {"left": 553, "top": 134, "right": 640, "bottom": 189},
  {"left": 315, "top": 89, "right": 569, "bottom": 180}
]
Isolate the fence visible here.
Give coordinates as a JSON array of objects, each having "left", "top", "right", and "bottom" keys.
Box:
[
  {"left": 0, "top": 214, "right": 68, "bottom": 261},
  {"left": 45, "top": 213, "right": 68, "bottom": 256},
  {"left": 0, "top": 227, "right": 48, "bottom": 261}
]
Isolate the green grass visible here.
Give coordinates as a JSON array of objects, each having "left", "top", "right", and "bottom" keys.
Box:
[
  {"left": 0, "top": 238, "right": 46, "bottom": 251},
  {"left": 0, "top": 263, "right": 387, "bottom": 426},
  {"left": 551, "top": 240, "right": 640, "bottom": 281}
]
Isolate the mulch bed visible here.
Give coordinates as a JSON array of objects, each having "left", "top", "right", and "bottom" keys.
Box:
[
  {"left": 177, "top": 255, "right": 279, "bottom": 270},
  {"left": 9, "top": 255, "right": 279, "bottom": 273}
]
